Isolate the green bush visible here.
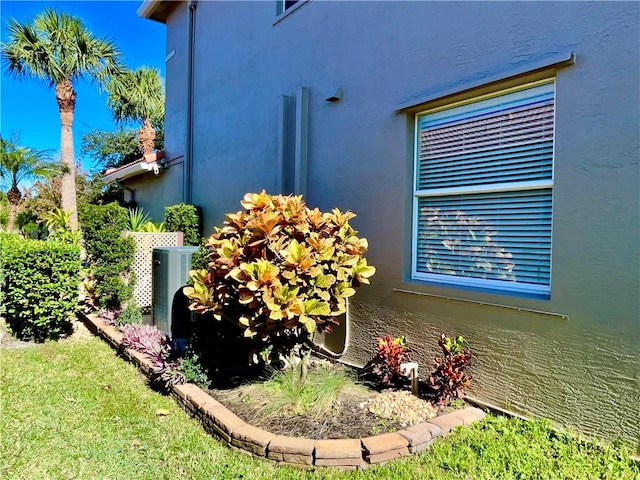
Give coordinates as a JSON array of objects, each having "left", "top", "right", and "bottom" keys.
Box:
[
  {"left": 164, "top": 203, "right": 201, "bottom": 246},
  {"left": 184, "top": 191, "right": 375, "bottom": 363},
  {"left": 116, "top": 301, "right": 142, "bottom": 326},
  {"left": 0, "top": 233, "right": 20, "bottom": 307},
  {"left": 190, "top": 238, "right": 212, "bottom": 272},
  {"left": 79, "top": 202, "right": 135, "bottom": 309},
  {"left": 0, "top": 235, "right": 80, "bottom": 341}
]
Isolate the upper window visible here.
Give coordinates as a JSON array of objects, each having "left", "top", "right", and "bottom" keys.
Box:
[
  {"left": 412, "top": 80, "right": 555, "bottom": 297},
  {"left": 277, "top": 1, "right": 300, "bottom": 16}
]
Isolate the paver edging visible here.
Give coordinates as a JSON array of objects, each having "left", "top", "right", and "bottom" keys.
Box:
[{"left": 78, "top": 311, "right": 486, "bottom": 469}]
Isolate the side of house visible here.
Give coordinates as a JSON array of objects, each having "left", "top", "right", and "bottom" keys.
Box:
[{"left": 140, "top": 1, "right": 639, "bottom": 448}]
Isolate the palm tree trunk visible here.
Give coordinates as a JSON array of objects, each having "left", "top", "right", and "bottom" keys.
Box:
[
  {"left": 7, "top": 205, "right": 17, "bottom": 232},
  {"left": 138, "top": 118, "right": 156, "bottom": 155},
  {"left": 6, "top": 185, "right": 21, "bottom": 232},
  {"left": 56, "top": 79, "right": 79, "bottom": 231}
]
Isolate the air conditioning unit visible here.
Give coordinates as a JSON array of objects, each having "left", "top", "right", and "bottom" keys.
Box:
[{"left": 152, "top": 246, "right": 199, "bottom": 337}]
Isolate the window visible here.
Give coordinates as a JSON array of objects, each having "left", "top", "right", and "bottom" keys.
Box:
[
  {"left": 412, "top": 80, "right": 555, "bottom": 297},
  {"left": 276, "top": 0, "right": 300, "bottom": 16}
]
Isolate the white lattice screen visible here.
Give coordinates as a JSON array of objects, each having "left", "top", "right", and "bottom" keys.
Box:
[{"left": 125, "top": 232, "right": 184, "bottom": 312}]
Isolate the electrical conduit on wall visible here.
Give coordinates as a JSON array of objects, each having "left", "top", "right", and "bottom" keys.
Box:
[{"left": 184, "top": 0, "right": 197, "bottom": 204}]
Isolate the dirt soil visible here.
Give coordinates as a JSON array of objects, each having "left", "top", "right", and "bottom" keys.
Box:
[{"left": 208, "top": 378, "right": 443, "bottom": 439}]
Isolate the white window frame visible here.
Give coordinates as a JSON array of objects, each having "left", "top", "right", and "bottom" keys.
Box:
[{"left": 411, "top": 79, "right": 556, "bottom": 297}]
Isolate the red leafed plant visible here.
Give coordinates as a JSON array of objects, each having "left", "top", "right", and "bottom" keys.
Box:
[
  {"left": 427, "top": 334, "right": 472, "bottom": 405},
  {"left": 368, "top": 335, "right": 412, "bottom": 388}
]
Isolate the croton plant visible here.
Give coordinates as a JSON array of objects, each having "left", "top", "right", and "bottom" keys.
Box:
[{"left": 184, "top": 191, "right": 375, "bottom": 360}]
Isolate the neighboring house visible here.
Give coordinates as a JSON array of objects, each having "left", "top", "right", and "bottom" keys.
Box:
[
  {"left": 103, "top": 151, "right": 182, "bottom": 220},
  {"left": 137, "top": 1, "right": 639, "bottom": 448}
]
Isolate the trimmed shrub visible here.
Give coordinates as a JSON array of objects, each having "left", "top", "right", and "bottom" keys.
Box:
[
  {"left": 116, "top": 301, "right": 142, "bottom": 326},
  {"left": 190, "top": 238, "right": 212, "bottom": 271},
  {"left": 184, "top": 191, "right": 375, "bottom": 363},
  {"left": 79, "top": 202, "right": 135, "bottom": 309},
  {"left": 164, "top": 203, "right": 201, "bottom": 246},
  {"left": 0, "top": 235, "right": 80, "bottom": 341},
  {"left": 427, "top": 334, "right": 473, "bottom": 405},
  {"left": 364, "top": 335, "right": 412, "bottom": 389}
]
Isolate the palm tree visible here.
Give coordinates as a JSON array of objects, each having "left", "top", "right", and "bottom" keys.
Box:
[
  {"left": 106, "top": 67, "right": 164, "bottom": 155},
  {"left": 1, "top": 8, "right": 123, "bottom": 230},
  {"left": 0, "top": 135, "right": 63, "bottom": 232}
]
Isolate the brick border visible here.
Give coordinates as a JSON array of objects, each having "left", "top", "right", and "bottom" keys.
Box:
[{"left": 79, "top": 312, "right": 486, "bottom": 469}]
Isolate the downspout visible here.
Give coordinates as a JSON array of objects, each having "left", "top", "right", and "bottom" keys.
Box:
[{"left": 184, "top": 0, "right": 197, "bottom": 204}]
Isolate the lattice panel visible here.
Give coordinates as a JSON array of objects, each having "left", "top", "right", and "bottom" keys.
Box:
[{"left": 126, "top": 232, "right": 183, "bottom": 312}]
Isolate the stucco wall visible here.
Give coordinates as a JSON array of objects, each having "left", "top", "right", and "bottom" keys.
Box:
[
  {"left": 163, "top": 1, "right": 639, "bottom": 447},
  {"left": 122, "top": 163, "right": 183, "bottom": 222}
]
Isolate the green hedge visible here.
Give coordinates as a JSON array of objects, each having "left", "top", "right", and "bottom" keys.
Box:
[
  {"left": 0, "top": 234, "right": 80, "bottom": 341},
  {"left": 79, "top": 202, "right": 135, "bottom": 309},
  {"left": 164, "top": 203, "right": 201, "bottom": 246}
]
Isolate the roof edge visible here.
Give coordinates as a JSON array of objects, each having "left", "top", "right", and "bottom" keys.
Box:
[
  {"left": 137, "top": 1, "right": 177, "bottom": 23},
  {"left": 103, "top": 151, "right": 165, "bottom": 184}
]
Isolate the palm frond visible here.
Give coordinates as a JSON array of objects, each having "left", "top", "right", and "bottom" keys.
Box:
[
  {"left": 106, "top": 67, "right": 165, "bottom": 126},
  {"left": 1, "top": 7, "right": 123, "bottom": 87},
  {"left": 0, "top": 134, "right": 61, "bottom": 191}
]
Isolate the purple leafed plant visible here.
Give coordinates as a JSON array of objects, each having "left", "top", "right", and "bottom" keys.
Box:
[
  {"left": 119, "top": 324, "right": 190, "bottom": 389},
  {"left": 151, "top": 358, "right": 185, "bottom": 389},
  {"left": 120, "top": 324, "right": 169, "bottom": 358},
  {"left": 98, "top": 308, "right": 122, "bottom": 326}
]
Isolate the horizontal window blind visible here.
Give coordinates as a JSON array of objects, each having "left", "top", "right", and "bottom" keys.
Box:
[
  {"left": 417, "top": 83, "right": 554, "bottom": 191},
  {"left": 413, "top": 81, "right": 555, "bottom": 294},
  {"left": 416, "top": 190, "right": 552, "bottom": 286}
]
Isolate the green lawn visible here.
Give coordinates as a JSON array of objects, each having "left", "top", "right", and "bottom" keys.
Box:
[{"left": 1, "top": 335, "right": 637, "bottom": 480}]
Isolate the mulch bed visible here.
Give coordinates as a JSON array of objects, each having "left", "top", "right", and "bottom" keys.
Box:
[{"left": 206, "top": 365, "right": 450, "bottom": 440}]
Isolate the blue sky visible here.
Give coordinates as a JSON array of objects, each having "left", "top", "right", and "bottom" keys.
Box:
[{"left": 0, "top": 1, "right": 166, "bottom": 172}]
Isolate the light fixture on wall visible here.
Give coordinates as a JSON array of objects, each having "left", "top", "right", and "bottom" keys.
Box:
[{"left": 325, "top": 87, "right": 342, "bottom": 102}]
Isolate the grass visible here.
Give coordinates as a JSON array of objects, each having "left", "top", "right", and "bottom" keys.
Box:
[
  {"left": 240, "top": 361, "right": 370, "bottom": 419},
  {"left": 1, "top": 335, "right": 638, "bottom": 480}
]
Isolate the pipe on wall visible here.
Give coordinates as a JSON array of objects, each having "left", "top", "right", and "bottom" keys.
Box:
[{"left": 184, "top": 0, "right": 197, "bottom": 204}]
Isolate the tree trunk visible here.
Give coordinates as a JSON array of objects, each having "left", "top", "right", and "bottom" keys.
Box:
[
  {"left": 6, "top": 185, "right": 21, "bottom": 232},
  {"left": 56, "top": 79, "right": 79, "bottom": 231},
  {"left": 138, "top": 118, "right": 156, "bottom": 155},
  {"left": 7, "top": 204, "right": 17, "bottom": 232}
]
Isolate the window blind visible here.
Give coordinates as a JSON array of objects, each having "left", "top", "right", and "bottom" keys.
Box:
[
  {"left": 417, "top": 83, "right": 554, "bottom": 191},
  {"left": 414, "top": 81, "right": 555, "bottom": 294}
]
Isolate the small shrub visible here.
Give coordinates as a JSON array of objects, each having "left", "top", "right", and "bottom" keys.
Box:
[
  {"left": 120, "top": 324, "right": 169, "bottom": 357},
  {"left": 177, "top": 351, "right": 209, "bottom": 388},
  {"left": 184, "top": 191, "right": 375, "bottom": 364},
  {"left": 126, "top": 207, "right": 151, "bottom": 231},
  {"left": 141, "top": 221, "right": 166, "bottom": 232},
  {"left": 365, "top": 335, "right": 412, "bottom": 388},
  {"left": 152, "top": 359, "right": 185, "bottom": 389},
  {"left": 164, "top": 203, "right": 201, "bottom": 246},
  {"left": 119, "top": 323, "right": 190, "bottom": 389},
  {"left": 240, "top": 362, "right": 368, "bottom": 420},
  {"left": 0, "top": 235, "right": 79, "bottom": 341},
  {"left": 79, "top": 202, "right": 135, "bottom": 309},
  {"left": 427, "top": 334, "right": 472, "bottom": 405},
  {"left": 44, "top": 208, "right": 81, "bottom": 245},
  {"left": 116, "top": 302, "right": 142, "bottom": 326},
  {"left": 97, "top": 308, "right": 122, "bottom": 326},
  {"left": 16, "top": 209, "right": 47, "bottom": 239},
  {"left": 190, "top": 239, "right": 212, "bottom": 272}
]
